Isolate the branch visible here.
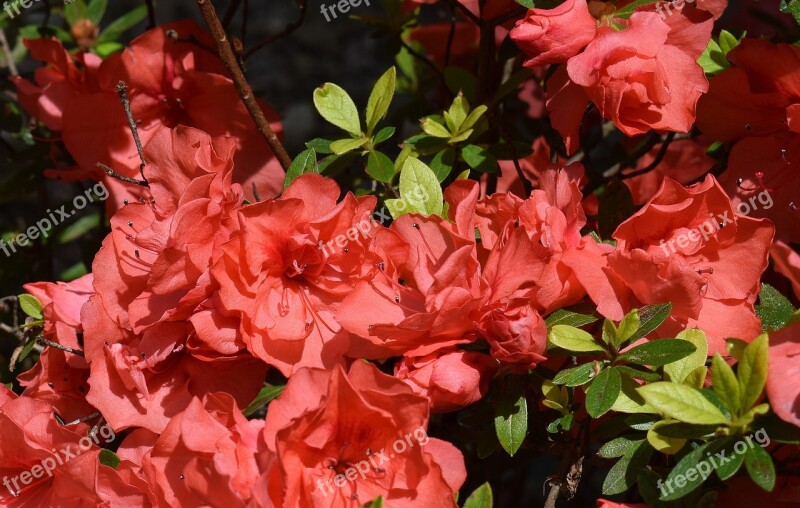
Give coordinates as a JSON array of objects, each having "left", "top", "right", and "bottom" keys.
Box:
[
  {"left": 399, "top": 38, "right": 449, "bottom": 92},
  {"left": 97, "top": 163, "right": 149, "bottom": 187},
  {"left": 144, "top": 0, "right": 156, "bottom": 29},
  {"left": 195, "top": 0, "right": 293, "bottom": 171},
  {"left": 619, "top": 131, "right": 676, "bottom": 181},
  {"left": 244, "top": 0, "right": 308, "bottom": 59},
  {"left": 115, "top": 81, "right": 149, "bottom": 184},
  {"left": 37, "top": 336, "right": 85, "bottom": 357},
  {"left": 442, "top": 0, "right": 481, "bottom": 25}
]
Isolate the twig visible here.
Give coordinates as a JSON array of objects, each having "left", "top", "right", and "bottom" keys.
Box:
[
  {"left": 444, "top": 4, "right": 456, "bottom": 68},
  {"left": 442, "top": 0, "right": 481, "bottom": 25},
  {"left": 619, "top": 131, "right": 676, "bottom": 181},
  {"left": 97, "top": 163, "right": 149, "bottom": 187},
  {"left": 37, "top": 336, "right": 85, "bottom": 357},
  {"left": 244, "top": 0, "right": 308, "bottom": 59},
  {"left": 399, "top": 38, "right": 449, "bottom": 92},
  {"left": 115, "top": 81, "right": 149, "bottom": 184},
  {"left": 499, "top": 122, "right": 533, "bottom": 196},
  {"left": 62, "top": 412, "right": 100, "bottom": 426},
  {"left": 196, "top": 0, "right": 293, "bottom": 170},
  {"left": 145, "top": 0, "right": 156, "bottom": 29},
  {"left": 0, "top": 28, "right": 18, "bottom": 77},
  {"left": 42, "top": 0, "right": 52, "bottom": 30}
]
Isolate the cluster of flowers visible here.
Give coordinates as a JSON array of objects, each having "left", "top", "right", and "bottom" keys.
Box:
[{"left": 2, "top": 0, "right": 800, "bottom": 506}]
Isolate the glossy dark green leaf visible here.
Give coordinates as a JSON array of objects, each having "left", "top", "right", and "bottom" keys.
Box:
[
  {"left": 618, "top": 339, "right": 697, "bottom": 367},
  {"left": 586, "top": 367, "right": 622, "bottom": 418}
]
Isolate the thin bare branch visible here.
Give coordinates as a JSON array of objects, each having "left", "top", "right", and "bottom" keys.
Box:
[
  {"left": 244, "top": 0, "right": 308, "bottom": 60},
  {"left": 97, "top": 163, "right": 149, "bottom": 187},
  {"left": 195, "top": 0, "right": 293, "bottom": 171}
]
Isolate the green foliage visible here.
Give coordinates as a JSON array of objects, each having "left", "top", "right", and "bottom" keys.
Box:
[
  {"left": 493, "top": 376, "right": 528, "bottom": 457},
  {"left": 462, "top": 482, "right": 493, "bottom": 508},
  {"left": 755, "top": 283, "right": 794, "bottom": 332}
]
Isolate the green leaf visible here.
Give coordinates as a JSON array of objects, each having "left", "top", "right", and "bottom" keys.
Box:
[
  {"left": 365, "top": 67, "right": 396, "bottom": 135},
  {"left": 611, "top": 374, "right": 656, "bottom": 414},
  {"left": 544, "top": 309, "right": 598, "bottom": 329},
  {"left": 305, "top": 137, "right": 335, "bottom": 154},
  {"left": 664, "top": 329, "right": 708, "bottom": 384},
  {"left": 330, "top": 137, "right": 368, "bottom": 155},
  {"left": 653, "top": 422, "right": 719, "bottom": 440},
  {"left": 718, "top": 29, "right": 740, "bottom": 54},
  {"left": 602, "top": 319, "right": 618, "bottom": 347},
  {"left": 95, "top": 41, "right": 124, "bottom": 58},
  {"left": 548, "top": 325, "right": 607, "bottom": 354},
  {"left": 460, "top": 105, "right": 487, "bottom": 133},
  {"left": 243, "top": 385, "right": 286, "bottom": 417},
  {"left": 64, "top": 0, "right": 87, "bottom": 24},
  {"left": 660, "top": 441, "right": 719, "bottom": 500},
  {"left": 637, "top": 382, "right": 729, "bottom": 425},
  {"left": 447, "top": 96, "right": 469, "bottom": 132},
  {"left": 461, "top": 144, "right": 497, "bottom": 174},
  {"left": 86, "top": 0, "right": 108, "bottom": 24},
  {"left": 647, "top": 420, "right": 687, "bottom": 455},
  {"left": 784, "top": 0, "right": 800, "bottom": 25},
  {"left": 429, "top": 147, "right": 456, "bottom": 183},
  {"left": 367, "top": 150, "right": 396, "bottom": 183},
  {"left": 602, "top": 440, "right": 653, "bottom": 495},
  {"left": 737, "top": 333, "right": 768, "bottom": 412},
  {"left": 618, "top": 339, "right": 697, "bottom": 367},
  {"left": 449, "top": 128, "right": 474, "bottom": 144},
  {"left": 552, "top": 362, "right": 597, "bottom": 387},
  {"left": 98, "top": 449, "right": 121, "bottom": 469},
  {"left": 494, "top": 379, "right": 528, "bottom": 457},
  {"left": 598, "top": 435, "right": 643, "bottom": 459},
  {"left": 616, "top": 310, "right": 641, "bottom": 346},
  {"left": 462, "top": 482, "right": 493, "bottom": 508},
  {"left": 615, "top": 365, "right": 661, "bottom": 383},
  {"left": 629, "top": 303, "right": 672, "bottom": 342},
  {"left": 373, "top": 126, "right": 396, "bottom": 144},
  {"left": 716, "top": 440, "right": 745, "bottom": 481},
  {"left": 711, "top": 353, "right": 741, "bottom": 417},
  {"left": 18, "top": 294, "right": 43, "bottom": 319},
  {"left": 585, "top": 367, "right": 622, "bottom": 418},
  {"left": 18, "top": 338, "right": 37, "bottom": 362},
  {"left": 97, "top": 5, "right": 148, "bottom": 43},
  {"left": 546, "top": 413, "right": 574, "bottom": 434},
  {"left": 313, "top": 83, "right": 362, "bottom": 135},
  {"left": 385, "top": 157, "right": 443, "bottom": 218},
  {"left": 363, "top": 496, "right": 383, "bottom": 508},
  {"left": 755, "top": 283, "right": 794, "bottom": 332},
  {"left": 698, "top": 38, "right": 730, "bottom": 75},
  {"left": 744, "top": 444, "right": 775, "bottom": 491},
  {"left": 420, "top": 118, "right": 451, "bottom": 138},
  {"left": 283, "top": 148, "right": 318, "bottom": 189}
]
